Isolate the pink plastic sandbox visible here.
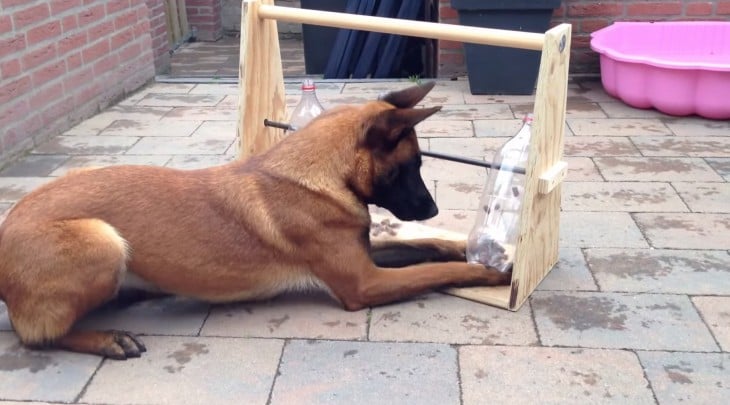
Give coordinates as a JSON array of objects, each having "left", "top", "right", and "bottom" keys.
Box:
[{"left": 590, "top": 21, "right": 730, "bottom": 120}]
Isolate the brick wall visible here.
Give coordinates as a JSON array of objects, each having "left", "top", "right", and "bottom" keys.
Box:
[
  {"left": 0, "top": 0, "right": 155, "bottom": 164},
  {"left": 187, "top": 0, "right": 222, "bottom": 41},
  {"left": 145, "top": 0, "right": 169, "bottom": 73},
  {"left": 438, "top": 0, "right": 730, "bottom": 76}
]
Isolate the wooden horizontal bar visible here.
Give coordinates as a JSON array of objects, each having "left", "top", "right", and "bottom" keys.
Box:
[
  {"left": 538, "top": 161, "right": 568, "bottom": 195},
  {"left": 257, "top": 4, "right": 545, "bottom": 51}
]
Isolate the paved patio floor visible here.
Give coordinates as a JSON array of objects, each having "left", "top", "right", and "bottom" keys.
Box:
[{"left": 0, "top": 78, "right": 729, "bottom": 404}]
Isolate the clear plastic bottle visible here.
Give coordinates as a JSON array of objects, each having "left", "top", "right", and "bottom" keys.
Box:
[
  {"left": 466, "top": 114, "right": 533, "bottom": 272},
  {"left": 288, "top": 79, "right": 325, "bottom": 132}
]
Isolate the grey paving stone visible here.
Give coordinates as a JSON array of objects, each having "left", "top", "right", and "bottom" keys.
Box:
[
  {"left": 77, "top": 296, "right": 210, "bottom": 336},
  {"left": 163, "top": 107, "right": 238, "bottom": 121},
  {"left": 136, "top": 93, "right": 224, "bottom": 107},
  {"left": 415, "top": 120, "right": 473, "bottom": 138},
  {"left": 562, "top": 182, "right": 687, "bottom": 212},
  {"left": 81, "top": 336, "right": 283, "bottom": 405},
  {"left": 638, "top": 351, "right": 730, "bottom": 405},
  {"left": 463, "top": 93, "right": 535, "bottom": 105},
  {"left": 437, "top": 104, "right": 513, "bottom": 120},
  {"left": 100, "top": 120, "right": 202, "bottom": 137},
  {"left": 0, "top": 332, "right": 101, "bottom": 403},
  {"left": 564, "top": 136, "right": 641, "bottom": 157},
  {"left": 692, "top": 296, "right": 730, "bottom": 351},
  {"left": 421, "top": 158, "right": 486, "bottom": 183},
  {"left": 531, "top": 291, "right": 718, "bottom": 351},
  {"left": 191, "top": 120, "right": 237, "bottom": 137},
  {"left": 672, "top": 182, "right": 730, "bottom": 213},
  {"left": 559, "top": 212, "right": 648, "bottom": 248},
  {"left": 436, "top": 180, "right": 483, "bottom": 210},
  {"left": 564, "top": 157, "right": 605, "bottom": 181},
  {"left": 663, "top": 117, "right": 730, "bottom": 136},
  {"left": 0, "top": 303, "right": 10, "bottom": 331},
  {"left": 460, "top": 346, "right": 655, "bottom": 405},
  {"left": 50, "top": 155, "right": 171, "bottom": 176},
  {"left": 631, "top": 136, "right": 730, "bottom": 157},
  {"left": 588, "top": 249, "right": 730, "bottom": 295},
  {"left": 189, "top": 83, "right": 241, "bottom": 95},
  {"left": 474, "top": 119, "right": 526, "bottom": 137},
  {"left": 633, "top": 213, "right": 730, "bottom": 249},
  {"left": 0, "top": 177, "right": 53, "bottom": 203},
  {"left": 125, "top": 135, "right": 233, "bottom": 155},
  {"left": 369, "top": 293, "right": 538, "bottom": 345},
  {"left": 513, "top": 100, "right": 607, "bottom": 118},
  {"left": 63, "top": 106, "right": 173, "bottom": 136},
  {"left": 429, "top": 137, "right": 507, "bottom": 158},
  {"left": 568, "top": 118, "right": 672, "bottom": 136},
  {"left": 201, "top": 292, "right": 367, "bottom": 340},
  {"left": 418, "top": 208, "right": 476, "bottom": 233},
  {"left": 599, "top": 101, "right": 671, "bottom": 118},
  {"left": 32, "top": 136, "right": 139, "bottom": 155},
  {"left": 0, "top": 155, "right": 69, "bottom": 177},
  {"left": 118, "top": 83, "right": 196, "bottom": 106},
  {"left": 536, "top": 248, "right": 598, "bottom": 291},
  {"left": 705, "top": 157, "right": 730, "bottom": 181},
  {"left": 270, "top": 340, "right": 459, "bottom": 405},
  {"left": 594, "top": 157, "right": 723, "bottom": 182},
  {"left": 165, "top": 154, "right": 235, "bottom": 170}
]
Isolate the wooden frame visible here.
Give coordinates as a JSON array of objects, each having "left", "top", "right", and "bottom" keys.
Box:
[{"left": 237, "top": 0, "right": 571, "bottom": 311}]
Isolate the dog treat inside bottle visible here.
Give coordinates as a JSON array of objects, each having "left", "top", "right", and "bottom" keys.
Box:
[
  {"left": 466, "top": 114, "right": 533, "bottom": 272},
  {"left": 288, "top": 79, "right": 325, "bottom": 132}
]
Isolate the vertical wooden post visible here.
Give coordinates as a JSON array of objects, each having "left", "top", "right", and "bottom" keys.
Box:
[
  {"left": 510, "top": 23, "right": 572, "bottom": 310},
  {"left": 237, "top": 0, "right": 286, "bottom": 159}
]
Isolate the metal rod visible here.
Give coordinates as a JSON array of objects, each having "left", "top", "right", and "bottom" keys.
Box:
[{"left": 262, "top": 119, "right": 526, "bottom": 174}]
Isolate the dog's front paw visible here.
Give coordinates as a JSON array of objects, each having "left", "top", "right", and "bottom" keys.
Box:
[{"left": 101, "top": 330, "right": 147, "bottom": 360}]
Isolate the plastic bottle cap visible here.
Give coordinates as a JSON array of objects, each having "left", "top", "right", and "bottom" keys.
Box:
[{"left": 301, "top": 79, "right": 315, "bottom": 91}]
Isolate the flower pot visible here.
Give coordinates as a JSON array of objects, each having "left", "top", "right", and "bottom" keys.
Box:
[{"left": 450, "top": 0, "right": 561, "bottom": 95}]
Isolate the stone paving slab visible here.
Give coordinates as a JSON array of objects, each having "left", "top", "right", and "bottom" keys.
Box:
[
  {"left": 415, "top": 120, "right": 473, "bottom": 138},
  {"left": 559, "top": 212, "right": 648, "bottom": 248},
  {"left": 0, "top": 332, "right": 101, "bottom": 403},
  {"left": 663, "top": 117, "right": 730, "bottom": 136},
  {"left": 631, "top": 136, "right": 730, "bottom": 157},
  {"left": 32, "top": 135, "right": 140, "bottom": 155},
  {"left": 435, "top": 181, "right": 482, "bottom": 210},
  {"left": 100, "top": 120, "right": 202, "bottom": 137},
  {"left": 704, "top": 157, "right": 730, "bottom": 180},
  {"left": 513, "top": 101, "right": 607, "bottom": 118},
  {"left": 191, "top": 120, "right": 237, "bottom": 137},
  {"left": 594, "top": 157, "right": 724, "bottom": 182},
  {"left": 562, "top": 181, "right": 687, "bottom": 212},
  {"left": 536, "top": 248, "right": 598, "bottom": 292},
  {"left": 564, "top": 136, "right": 641, "bottom": 157},
  {"left": 162, "top": 107, "right": 238, "bottom": 121},
  {"left": 473, "top": 119, "right": 527, "bottom": 137},
  {"left": 531, "top": 291, "right": 718, "bottom": 351},
  {"left": 459, "top": 346, "right": 655, "bottom": 405},
  {"left": 420, "top": 158, "right": 486, "bottom": 183},
  {"left": 81, "top": 336, "right": 283, "bottom": 405},
  {"left": 125, "top": 135, "right": 233, "bottom": 155},
  {"left": 419, "top": 208, "right": 475, "bottom": 233},
  {"left": 0, "top": 303, "right": 10, "bottom": 331},
  {"left": 428, "top": 137, "right": 507, "bottom": 158},
  {"left": 63, "top": 106, "right": 173, "bottom": 136},
  {"left": 599, "top": 101, "right": 671, "bottom": 118},
  {"left": 672, "top": 182, "right": 730, "bottom": 213},
  {"left": 587, "top": 249, "right": 730, "bottom": 295},
  {"left": 135, "top": 93, "right": 224, "bottom": 107},
  {"left": 117, "top": 83, "right": 196, "bottom": 106},
  {"left": 0, "top": 155, "right": 69, "bottom": 177},
  {"left": 437, "top": 104, "right": 513, "bottom": 120},
  {"left": 638, "top": 352, "right": 730, "bottom": 405},
  {"left": 201, "top": 292, "right": 367, "bottom": 340},
  {"left": 568, "top": 118, "right": 672, "bottom": 136},
  {"left": 563, "top": 157, "right": 605, "bottom": 181},
  {"left": 369, "top": 293, "right": 538, "bottom": 345},
  {"left": 50, "top": 155, "right": 172, "bottom": 176},
  {"left": 691, "top": 296, "right": 730, "bottom": 351},
  {"left": 0, "top": 177, "right": 54, "bottom": 203},
  {"left": 270, "top": 340, "right": 459, "bottom": 405},
  {"left": 633, "top": 213, "right": 730, "bottom": 249},
  {"left": 165, "top": 155, "right": 235, "bottom": 170},
  {"left": 78, "top": 297, "right": 210, "bottom": 336}
]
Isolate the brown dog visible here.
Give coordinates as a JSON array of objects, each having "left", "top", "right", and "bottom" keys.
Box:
[{"left": 0, "top": 82, "right": 510, "bottom": 359}]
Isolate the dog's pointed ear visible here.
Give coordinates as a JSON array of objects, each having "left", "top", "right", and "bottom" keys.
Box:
[
  {"left": 378, "top": 81, "right": 436, "bottom": 108},
  {"left": 364, "top": 106, "right": 442, "bottom": 151}
]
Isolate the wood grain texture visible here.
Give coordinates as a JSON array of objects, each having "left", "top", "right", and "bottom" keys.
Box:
[
  {"left": 511, "top": 24, "right": 572, "bottom": 310},
  {"left": 238, "top": 0, "right": 287, "bottom": 159}
]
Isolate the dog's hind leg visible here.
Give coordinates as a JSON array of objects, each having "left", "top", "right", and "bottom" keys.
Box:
[{"left": 1, "top": 218, "right": 146, "bottom": 359}]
